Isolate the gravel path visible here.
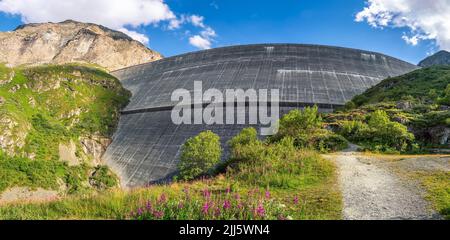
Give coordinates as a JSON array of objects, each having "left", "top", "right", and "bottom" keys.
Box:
[{"left": 330, "top": 144, "right": 440, "bottom": 220}]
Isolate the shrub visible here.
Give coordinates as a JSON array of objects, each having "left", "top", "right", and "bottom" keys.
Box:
[
  {"left": 368, "top": 110, "right": 415, "bottom": 151},
  {"left": 339, "top": 120, "right": 370, "bottom": 141},
  {"left": 271, "top": 106, "right": 322, "bottom": 146},
  {"left": 228, "top": 127, "right": 258, "bottom": 149},
  {"left": 314, "top": 133, "right": 348, "bottom": 153},
  {"left": 178, "top": 131, "right": 222, "bottom": 180},
  {"left": 339, "top": 110, "right": 415, "bottom": 152},
  {"left": 89, "top": 166, "right": 118, "bottom": 190},
  {"left": 438, "top": 84, "right": 450, "bottom": 105},
  {"left": 270, "top": 106, "right": 347, "bottom": 152},
  {"left": 227, "top": 128, "right": 262, "bottom": 162}
]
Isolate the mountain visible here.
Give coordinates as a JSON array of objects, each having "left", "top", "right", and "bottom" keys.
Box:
[
  {"left": 419, "top": 50, "right": 450, "bottom": 67},
  {"left": 0, "top": 20, "right": 162, "bottom": 71}
]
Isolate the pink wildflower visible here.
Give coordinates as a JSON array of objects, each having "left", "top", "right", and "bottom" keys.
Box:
[
  {"left": 202, "top": 189, "right": 211, "bottom": 199},
  {"left": 255, "top": 203, "right": 265, "bottom": 218},
  {"left": 234, "top": 193, "right": 241, "bottom": 200},
  {"left": 265, "top": 190, "right": 271, "bottom": 199},
  {"left": 202, "top": 202, "right": 210, "bottom": 215},
  {"left": 293, "top": 196, "right": 299, "bottom": 205},
  {"left": 158, "top": 193, "right": 167, "bottom": 204},
  {"left": 223, "top": 200, "right": 231, "bottom": 210},
  {"left": 152, "top": 210, "right": 164, "bottom": 219},
  {"left": 146, "top": 201, "right": 153, "bottom": 211},
  {"left": 214, "top": 207, "right": 221, "bottom": 217}
]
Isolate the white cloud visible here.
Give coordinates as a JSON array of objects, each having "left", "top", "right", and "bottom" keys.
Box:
[
  {"left": 184, "top": 15, "right": 217, "bottom": 50},
  {"left": 0, "top": 0, "right": 218, "bottom": 48},
  {"left": 168, "top": 18, "right": 183, "bottom": 30},
  {"left": 118, "top": 28, "right": 149, "bottom": 45},
  {"left": 189, "top": 35, "right": 212, "bottom": 49},
  {"left": 0, "top": 0, "right": 176, "bottom": 28},
  {"left": 189, "top": 15, "right": 206, "bottom": 28},
  {"left": 356, "top": 0, "right": 450, "bottom": 50},
  {"left": 210, "top": 1, "right": 219, "bottom": 10}
]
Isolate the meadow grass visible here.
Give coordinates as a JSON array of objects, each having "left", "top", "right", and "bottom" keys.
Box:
[
  {"left": 0, "top": 150, "right": 342, "bottom": 220},
  {"left": 408, "top": 171, "right": 450, "bottom": 219}
]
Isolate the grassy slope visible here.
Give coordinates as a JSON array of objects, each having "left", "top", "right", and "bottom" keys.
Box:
[
  {"left": 0, "top": 150, "right": 341, "bottom": 220},
  {"left": 0, "top": 64, "right": 130, "bottom": 194},
  {"left": 327, "top": 66, "right": 450, "bottom": 148},
  {"left": 352, "top": 66, "right": 450, "bottom": 106}
]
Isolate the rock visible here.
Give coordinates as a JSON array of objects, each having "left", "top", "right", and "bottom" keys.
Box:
[
  {"left": 0, "top": 115, "right": 29, "bottom": 155},
  {"left": 396, "top": 100, "right": 413, "bottom": 110},
  {"left": 59, "top": 141, "right": 79, "bottom": 166},
  {"left": 427, "top": 126, "right": 450, "bottom": 145},
  {"left": 28, "top": 97, "right": 36, "bottom": 107},
  {"left": 60, "top": 108, "right": 82, "bottom": 119},
  {"left": 0, "top": 20, "right": 162, "bottom": 71},
  {"left": 81, "top": 136, "right": 112, "bottom": 166},
  {"left": 8, "top": 84, "right": 21, "bottom": 93},
  {"left": 0, "top": 187, "right": 59, "bottom": 205},
  {"left": 439, "top": 105, "right": 450, "bottom": 111}
]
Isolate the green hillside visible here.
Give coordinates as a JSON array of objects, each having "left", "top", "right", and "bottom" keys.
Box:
[
  {"left": 0, "top": 64, "right": 130, "bottom": 194},
  {"left": 326, "top": 66, "right": 450, "bottom": 152},
  {"left": 352, "top": 66, "right": 450, "bottom": 106}
]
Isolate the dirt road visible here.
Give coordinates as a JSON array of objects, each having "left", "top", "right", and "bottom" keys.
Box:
[{"left": 326, "top": 145, "right": 442, "bottom": 220}]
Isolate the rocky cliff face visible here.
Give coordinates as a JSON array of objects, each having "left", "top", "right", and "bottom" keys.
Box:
[
  {"left": 419, "top": 50, "right": 450, "bottom": 67},
  {"left": 0, "top": 20, "right": 162, "bottom": 71}
]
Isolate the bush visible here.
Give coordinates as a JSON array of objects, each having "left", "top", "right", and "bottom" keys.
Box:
[
  {"left": 89, "top": 166, "right": 118, "bottom": 190},
  {"left": 271, "top": 106, "right": 322, "bottom": 146},
  {"left": 438, "top": 84, "right": 450, "bottom": 105},
  {"left": 339, "top": 120, "right": 370, "bottom": 141},
  {"left": 227, "top": 128, "right": 261, "bottom": 161},
  {"left": 270, "top": 106, "right": 347, "bottom": 152},
  {"left": 338, "top": 110, "right": 415, "bottom": 152},
  {"left": 228, "top": 127, "right": 258, "bottom": 149},
  {"left": 178, "top": 131, "right": 222, "bottom": 180},
  {"left": 314, "top": 133, "right": 348, "bottom": 153}
]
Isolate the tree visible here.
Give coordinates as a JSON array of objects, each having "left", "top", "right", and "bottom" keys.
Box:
[{"left": 178, "top": 131, "right": 222, "bottom": 180}]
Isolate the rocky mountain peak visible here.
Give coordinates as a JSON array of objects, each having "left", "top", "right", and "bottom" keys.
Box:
[
  {"left": 0, "top": 20, "right": 162, "bottom": 71},
  {"left": 418, "top": 50, "right": 450, "bottom": 67}
]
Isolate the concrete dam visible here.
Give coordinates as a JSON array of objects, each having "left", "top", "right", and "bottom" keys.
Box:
[{"left": 105, "top": 44, "right": 418, "bottom": 188}]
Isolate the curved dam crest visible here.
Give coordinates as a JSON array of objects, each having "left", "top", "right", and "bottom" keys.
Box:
[{"left": 105, "top": 44, "right": 419, "bottom": 188}]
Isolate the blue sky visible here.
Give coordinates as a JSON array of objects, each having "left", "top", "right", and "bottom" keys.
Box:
[{"left": 0, "top": 0, "right": 445, "bottom": 64}]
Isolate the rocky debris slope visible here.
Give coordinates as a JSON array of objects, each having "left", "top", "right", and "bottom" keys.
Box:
[{"left": 0, "top": 20, "right": 162, "bottom": 71}]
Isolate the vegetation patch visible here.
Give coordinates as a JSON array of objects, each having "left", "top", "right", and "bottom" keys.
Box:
[
  {"left": 326, "top": 66, "right": 450, "bottom": 153},
  {"left": 0, "top": 125, "right": 342, "bottom": 220},
  {"left": 406, "top": 171, "right": 450, "bottom": 219},
  {"left": 0, "top": 64, "right": 130, "bottom": 195}
]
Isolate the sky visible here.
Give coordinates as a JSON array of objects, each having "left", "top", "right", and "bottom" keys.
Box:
[{"left": 0, "top": 0, "right": 449, "bottom": 64}]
